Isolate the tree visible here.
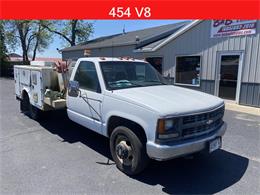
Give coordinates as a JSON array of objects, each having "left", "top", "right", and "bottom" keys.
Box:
[
  {"left": 31, "top": 21, "right": 52, "bottom": 60},
  {"left": 4, "top": 20, "right": 52, "bottom": 63},
  {"left": 42, "top": 20, "right": 94, "bottom": 46},
  {"left": 0, "top": 21, "right": 8, "bottom": 64}
]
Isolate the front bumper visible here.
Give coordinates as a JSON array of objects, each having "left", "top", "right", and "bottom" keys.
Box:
[{"left": 146, "top": 122, "right": 227, "bottom": 161}]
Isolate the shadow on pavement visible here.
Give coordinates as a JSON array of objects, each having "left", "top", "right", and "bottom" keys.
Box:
[
  {"left": 39, "top": 110, "right": 249, "bottom": 194},
  {"left": 133, "top": 150, "right": 248, "bottom": 194},
  {"left": 39, "top": 110, "right": 112, "bottom": 159}
]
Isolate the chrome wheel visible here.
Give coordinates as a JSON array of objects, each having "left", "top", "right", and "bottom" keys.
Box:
[
  {"left": 110, "top": 126, "right": 150, "bottom": 175},
  {"left": 115, "top": 136, "right": 134, "bottom": 166}
]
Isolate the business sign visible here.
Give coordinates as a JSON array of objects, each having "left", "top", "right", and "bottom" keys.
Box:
[
  {"left": 1, "top": 1, "right": 260, "bottom": 19},
  {"left": 211, "top": 20, "right": 257, "bottom": 38}
]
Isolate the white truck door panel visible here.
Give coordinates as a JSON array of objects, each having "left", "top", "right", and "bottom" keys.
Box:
[
  {"left": 80, "top": 90, "right": 102, "bottom": 122},
  {"left": 68, "top": 90, "right": 103, "bottom": 134},
  {"left": 30, "top": 71, "right": 43, "bottom": 108},
  {"left": 67, "top": 60, "right": 103, "bottom": 134}
]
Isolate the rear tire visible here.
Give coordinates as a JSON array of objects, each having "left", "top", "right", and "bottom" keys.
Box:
[
  {"left": 29, "top": 103, "right": 41, "bottom": 120},
  {"left": 110, "top": 126, "right": 149, "bottom": 175},
  {"left": 20, "top": 92, "right": 41, "bottom": 120},
  {"left": 20, "top": 93, "right": 30, "bottom": 114}
]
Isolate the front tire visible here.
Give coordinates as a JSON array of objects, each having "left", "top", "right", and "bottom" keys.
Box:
[{"left": 110, "top": 126, "right": 149, "bottom": 175}]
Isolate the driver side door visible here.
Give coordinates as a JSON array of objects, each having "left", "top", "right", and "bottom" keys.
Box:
[{"left": 67, "top": 61, "right": 103, "bottom": 134}]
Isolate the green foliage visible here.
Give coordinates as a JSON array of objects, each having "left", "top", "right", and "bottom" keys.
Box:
[
  {"left": 42, "top": 20, "right": 94, "bottom": 46},
  {"left": 4, "top": 20, "right": 53, "bottom": 62},
  {"left": 0, "top": 21, "right": 8, "bottom": 63},
  {"left": 2, "top": 20, "right": 94, "bottom": 63}
]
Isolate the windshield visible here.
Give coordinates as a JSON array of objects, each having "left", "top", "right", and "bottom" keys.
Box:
[{"left": 100, "top": 61, "right": 167, "bottom": 90}]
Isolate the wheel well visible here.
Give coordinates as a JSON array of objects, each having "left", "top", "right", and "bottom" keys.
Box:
[
  {"left": 21, "top": 90, "right": 29, "bottom": 100},
  {"left": 107, "top": 116, "right": 147, "bottom": 143}
]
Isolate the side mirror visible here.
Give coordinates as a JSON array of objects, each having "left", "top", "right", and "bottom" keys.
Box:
[{"left": 68, "top": 80, "right": 80, "bottom": 97}]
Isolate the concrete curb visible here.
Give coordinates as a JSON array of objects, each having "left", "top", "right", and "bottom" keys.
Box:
[{"left": 225, "top": 102, "right": 260, "bottom": 116}]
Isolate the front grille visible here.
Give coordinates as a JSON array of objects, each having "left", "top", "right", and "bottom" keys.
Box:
[{"left": 181, "top": 106, "right": 224, "bottom": 139}]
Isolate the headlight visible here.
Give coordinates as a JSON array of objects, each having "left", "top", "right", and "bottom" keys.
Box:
[
  {"left": 165, "top": 119, "right": 174, "bottom": 130},
  {"left": 157, "top": 118, "right": 179, "bottom": 139}
]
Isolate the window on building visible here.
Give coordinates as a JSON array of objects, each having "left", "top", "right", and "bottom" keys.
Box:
[
  {"left": 175, "top": 56, "right": 201, "bottom": 86},
  {"left": 74, "top": 61, "right": 101, "bottom": 93}
]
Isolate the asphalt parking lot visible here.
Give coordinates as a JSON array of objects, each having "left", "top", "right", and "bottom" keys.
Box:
[{"left": 1, "top": 78, "right": 260, "bottom": 194}]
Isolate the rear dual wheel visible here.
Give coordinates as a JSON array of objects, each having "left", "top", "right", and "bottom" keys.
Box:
[
  {"left": 110, "top": 126, "right": 149, "bottom": 175},
  {"left": 20, "top": 93, "right": 41, "bottom": 120},
  {"left": 20, "top": 93, "right": 29, "bottom": 113}
]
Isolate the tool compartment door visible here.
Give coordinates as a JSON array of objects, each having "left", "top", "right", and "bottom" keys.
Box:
[{"left": 30, "top": 70, "right": 43, "bottom": 108}]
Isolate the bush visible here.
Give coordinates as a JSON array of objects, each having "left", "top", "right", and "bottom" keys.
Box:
[{"left": 0, "top": 61, "right": 27, "bottom": 77}]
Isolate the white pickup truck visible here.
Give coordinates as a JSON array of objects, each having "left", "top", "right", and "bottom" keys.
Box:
[{"left": 14, "top": 57, "right": 226, "bottom": 175}]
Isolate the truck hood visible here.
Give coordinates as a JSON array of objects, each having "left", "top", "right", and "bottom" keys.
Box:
[{"left": 110, "top": 85, "right": 224, "bottom": 116}]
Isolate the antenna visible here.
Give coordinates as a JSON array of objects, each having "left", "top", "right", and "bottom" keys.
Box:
[
  {"left": 112, "top": 39, "right": 114, "bottom": 59},
  {"left": 123, "top": 24, "right": 126, "bottom": 34}
]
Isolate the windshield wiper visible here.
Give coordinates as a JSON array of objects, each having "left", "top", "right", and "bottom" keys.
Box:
[
  {"left": 144, "top": 80, "right": 167, "bottom": 85},
  {"left": 109, "top": 80, "right": 142, "bottom": 87},
  {"left": 109, "top": 80, "right": 130, "bottom": 84}
]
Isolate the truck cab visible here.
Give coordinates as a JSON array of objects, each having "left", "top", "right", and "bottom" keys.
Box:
[{"left": 66, "top": 57, "right": 227, "bottom": 175}]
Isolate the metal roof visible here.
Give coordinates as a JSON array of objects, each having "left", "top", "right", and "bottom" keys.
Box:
[
  {"left": 135, "top": 20, "right": 202, "bottom": 52},
  {"left": 61, "top": 21, "right": 190, "bottom": 52},
  {"left": 135, "top": 37, "right": 168, "bottom": 52}
]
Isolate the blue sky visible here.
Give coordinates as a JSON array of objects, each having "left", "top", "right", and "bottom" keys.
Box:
[{"left": 31, "top": 20, "right": 186, "bottom": 58}]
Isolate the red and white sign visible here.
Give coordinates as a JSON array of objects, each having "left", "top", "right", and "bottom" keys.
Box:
[
  {"left": 1, "top": 1, "right": 260, "bottom": 19},
  {"left": 211, "top": 20, "right": 257, "bottom": 38}
]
